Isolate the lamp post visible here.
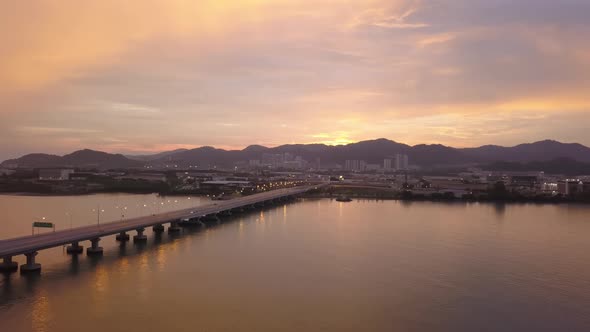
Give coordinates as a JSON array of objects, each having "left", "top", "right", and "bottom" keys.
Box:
[
  {"left": 66, "top": 212, "right": 73, "bottom": 229},
  {"left": 93, "top": 205, "right": 105, "bottom": 226}
]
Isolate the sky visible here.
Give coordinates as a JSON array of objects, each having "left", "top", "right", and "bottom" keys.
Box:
[{"left": 1, "top": 0, "right": 590, "bottom": 160}]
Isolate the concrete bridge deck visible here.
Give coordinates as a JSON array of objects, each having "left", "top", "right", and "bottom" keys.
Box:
[{"left": 0, "top": 184, "right": 322, "bottom": 274}]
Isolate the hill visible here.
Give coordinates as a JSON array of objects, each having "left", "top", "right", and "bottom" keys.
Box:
[
  {"left": 460, "top": 140, "right": 590, "bottom": 163},
  {"left": 149, "top": 139, "right": 590, "bottom": 167},
  {"left": 3, "top": 139, "right": 590, "bottom": 170},
  {"left": 1, "top": 149, "right": 144, "bottom": 170},
  {"left": 483, "top": 158, "right": 590, "bottom": 175}
]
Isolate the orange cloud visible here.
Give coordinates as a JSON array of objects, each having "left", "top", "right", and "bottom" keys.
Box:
[
  {"left": 2, "top": 0, "right": 590, "bottom": 159},
  {"left": 0, "top": 0, "right": 288, "bottom": 93}
]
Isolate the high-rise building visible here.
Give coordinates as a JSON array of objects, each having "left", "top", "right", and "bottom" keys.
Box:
[
  {"left": 359, "top": 160, "right": 367, "bottom": 172},
  {"left": 384, "top": 158, "right": 393, "bottom": 170},
  {"left": 345, "top": 160, "right": 366, "bottom": 171},
  {"left": 394, "top": 154, "right": 409, "bottom": 171},
  {"left": 345, "top": 160, "right": 357, "bottom": 171}
]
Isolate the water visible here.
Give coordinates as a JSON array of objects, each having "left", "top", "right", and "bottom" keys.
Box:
[{"left": 1, "top": 195, "right": 590, "bottom": 332}]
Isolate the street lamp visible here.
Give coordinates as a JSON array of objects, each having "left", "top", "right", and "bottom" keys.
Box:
[
  {"left": 92, "top": 205, "right": 105, "bottom": 226},
  {"left": 120, "top": 206, "right": 127, "bottom": 221},
  {"left": 65, "top": 212, "right": 73, "bottom": 229}
]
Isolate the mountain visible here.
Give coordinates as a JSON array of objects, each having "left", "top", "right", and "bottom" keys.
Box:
[
  {"left": 154, "top": 138, "right": 413, "bottom": 166},
  {"left": 483, "top": 158, "right": 590, "bottom": 175},
  {"left": 1, "top": 149, "right": 144, "bottom": 169},
  {"left": 0, "top": 153, "right": 62, "bottom": 168},
  {"left": 461, "top": 140, "right": 590, "bottom": 163},
  {"left": 126, "top": 149, "right": 189, "bottom": 161},
  {"left": 150, "top": 138, "right": 470, "bottom": 167},
  {"left": 152, "top": 138, "right": 590, "bottom": 167},
  {"left": 3, "top": 139, "right": 590, "bottom": 170}
]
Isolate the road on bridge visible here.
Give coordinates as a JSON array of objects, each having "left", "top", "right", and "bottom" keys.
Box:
[{"left": 0, "top": 184, "right": 323, "bottom": 259}]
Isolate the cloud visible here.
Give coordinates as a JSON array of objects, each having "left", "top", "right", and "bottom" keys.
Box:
[
  {"left": 350, "top": 1, "right": 428, "bottom": 29},
  {"left": 1, "top": 0, "right": 590, "bottom": 160},
  {"left": 16, "top": 126, "right": 102, "bottom": 135},
  {"left": 417, "top": 33, "right": 456, "bottom": 47}
]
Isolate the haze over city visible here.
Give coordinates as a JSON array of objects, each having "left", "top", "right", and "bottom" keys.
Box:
[{"left": 2, "top": 0, "right": 590, "bottom": 160}]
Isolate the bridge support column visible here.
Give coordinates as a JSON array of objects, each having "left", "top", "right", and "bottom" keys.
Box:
[
  {"left": 133, "top": 228, "right": 147, "bottom": 243},
  {"left": 86, "top": 238, "right": 103, "bottom": 256},
  {"left": 20, "top": 252, "right": 41, "bottom": 274},
  {"left": 0, "top": 256, "right": 18, "bottom": 273},
  {"left": 66, "top": 242, "right": 84, "bottom": 254},
  {"left": 116, "top": 232, "right": 130, "bottom": 241},
  {"left": 202, "top": 214, "right": 220, "bottom": 224},
  {"left": 168, "top": 221, "right": 181, "bottom": 233},
  {"left": 152, "top": 224, "right": 165, "bottom": 233}
]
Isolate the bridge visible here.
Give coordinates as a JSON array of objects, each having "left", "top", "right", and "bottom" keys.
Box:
[{"left": 0, "top": 184, "right": 323, "bottom": 274}]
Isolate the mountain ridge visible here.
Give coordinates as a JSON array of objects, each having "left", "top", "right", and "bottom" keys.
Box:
[
  {"left": 3, "top": 139, "right": 590, "bottom": 169},
  {"left": 1, "top": 149, "right": 143, "bottom": 169}
]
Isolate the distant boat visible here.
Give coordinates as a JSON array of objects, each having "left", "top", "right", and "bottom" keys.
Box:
[{"left": 335, "top": 195, "right": 352, "bottom": 202}]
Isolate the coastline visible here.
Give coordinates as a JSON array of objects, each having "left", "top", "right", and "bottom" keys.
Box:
[
  {"left": 2, "top": 190, "right": 586, "bottom": 205},
  {"left": 302, "top": 193, "right": 590, "bottom": 205}
]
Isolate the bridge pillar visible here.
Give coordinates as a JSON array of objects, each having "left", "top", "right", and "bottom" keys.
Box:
[
  {"left": 116, "top": 232, "right": 130, "bottom": 241},
  {"left": 66, "top": 241, "right": 84, "bottom": 254},
  {"left": 202, "top": 214, "right": 220, "bottom": 224},
  {"left": 152, "top": 224, "right": 165, "bottom": 233},
  {"left": 0, "top": 256, "right": 18, "bottom": 273},
  {"left": 20, "top": 252, "right": 41, "bottom": 274},
  {"left": 86, "top": 238, "right": 103, "bottom": 256},
  {"left": 168, "top": 221, "right": 181, "bottom": 233},
  {"left": 133, "top": 228, "right": 148, "bottom": 243}
]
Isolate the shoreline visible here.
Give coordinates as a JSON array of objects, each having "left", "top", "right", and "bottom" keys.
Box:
[
  {"left": 303, "top": 194, "right": 590, "bottom": 205},
  {"left": 2, "top": 191, "right": 588, "bottom": 205}
]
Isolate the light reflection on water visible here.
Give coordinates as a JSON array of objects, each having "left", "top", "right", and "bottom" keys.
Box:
[
  {"left": 0, "top": 196, "right": 590, "bottom": 331},
  {"left": 31, "top": 289, "right": 50, "bottom": 332}
]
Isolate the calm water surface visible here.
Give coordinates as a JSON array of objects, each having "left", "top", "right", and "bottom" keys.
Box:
[{"left": 1, "top": 194, "right": 590, "bottom": 331}]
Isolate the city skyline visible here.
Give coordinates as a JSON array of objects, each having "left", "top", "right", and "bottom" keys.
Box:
[
  {"left": 2, "top": 0, "right": 590, "bottom": 160},
  {"left": 0, "top": 138, "right": 590, "bottom": 168}
]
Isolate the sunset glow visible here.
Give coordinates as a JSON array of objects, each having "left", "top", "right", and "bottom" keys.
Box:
[{"left": 1, "top": 0, "right": 590, "bottom": 158}]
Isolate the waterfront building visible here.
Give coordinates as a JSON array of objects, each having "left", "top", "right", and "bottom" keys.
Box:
[
  {"left": 118, "top": 172, "right": 167, "bottom": 182},
  {"left": 511, "top": 175, "right": 538, "bottom": 188},
  {"left": 557, "top": 179, "right": 584, "bottom": 196},
  {"left": 38, "top": 168, "right": 75, "bottom": 181}
]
